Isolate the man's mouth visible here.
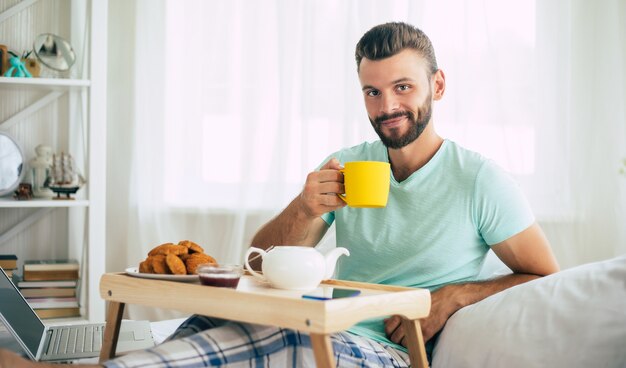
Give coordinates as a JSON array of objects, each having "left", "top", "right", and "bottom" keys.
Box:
[{"left": 380, "top": 116, "right": 406, "bottom": 128}]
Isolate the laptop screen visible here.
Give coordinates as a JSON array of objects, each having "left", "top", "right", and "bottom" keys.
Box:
[{"left": 0, "top": 268, "right": 46, "bottom": 356}]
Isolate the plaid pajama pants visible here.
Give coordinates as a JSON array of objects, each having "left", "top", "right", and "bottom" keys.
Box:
[{"left": 104, "top": 314, "right": 411, "bottom": 367}]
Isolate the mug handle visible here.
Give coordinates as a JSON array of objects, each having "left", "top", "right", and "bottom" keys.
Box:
[
  {"left": 336, "top": 168, "right": 348, "bottom": 204},
  {"left": 244, "top": 247, "right": 267, "bottom": 281}
]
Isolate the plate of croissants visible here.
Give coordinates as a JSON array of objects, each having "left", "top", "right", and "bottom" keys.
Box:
[{"left": 125, "top": 240, "right": 217, "bottom": 282}]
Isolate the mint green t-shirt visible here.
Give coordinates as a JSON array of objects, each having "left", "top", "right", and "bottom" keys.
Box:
[{"left": 319, "top": 139, "right": 535, "bottom": 352}]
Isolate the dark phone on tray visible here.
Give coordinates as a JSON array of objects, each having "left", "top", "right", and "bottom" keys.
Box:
[{"left": 302, "top": 287, "right": 361, "bottom": 300}]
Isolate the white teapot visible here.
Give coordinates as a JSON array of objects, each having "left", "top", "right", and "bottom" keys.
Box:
[{"left": 244, "top": 246, "right": 350, "bottom": 290}]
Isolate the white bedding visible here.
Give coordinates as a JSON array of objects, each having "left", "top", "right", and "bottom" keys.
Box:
[
  {"left": 146, "top": 256, "right": 626, "bottom": 368},
  {"left": 432, "top": 255, "right": 626, "bottom": 368},
  {"left": 150, "top": 317, "right": 188, "bottom": 344}
]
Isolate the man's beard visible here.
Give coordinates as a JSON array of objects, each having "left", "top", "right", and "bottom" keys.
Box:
[{"left": 370, "top": 96, "right": 433, "bottom": 149}]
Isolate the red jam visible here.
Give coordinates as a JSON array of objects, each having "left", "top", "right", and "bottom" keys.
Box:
[{"left": 199, "top": 274, "right": 241, "bottom": 288}]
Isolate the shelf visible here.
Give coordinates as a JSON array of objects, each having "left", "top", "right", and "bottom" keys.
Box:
[
  {"left": 0, "top": 0, "right": 107, "bottom": 323},
  {"left": 0, "top": 198, "right": 89, "bottom": 208},
  {"left": 0, "top": 77, "right": 90, "bottom": 91}
]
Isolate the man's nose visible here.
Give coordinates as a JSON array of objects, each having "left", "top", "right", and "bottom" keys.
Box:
[{"left": 380, "top": 93, "right": 400, "bottom": 114}]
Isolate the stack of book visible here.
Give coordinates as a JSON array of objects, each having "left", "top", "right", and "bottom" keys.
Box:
[
  {"left": 0, "top": 255, "right": 18, "bottom": 278},
  {"left": 16, "top": 259, "right": 80, "bottom": 319}
]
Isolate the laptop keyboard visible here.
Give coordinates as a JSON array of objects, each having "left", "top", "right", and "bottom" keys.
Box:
[{"left": 44, "top": 325, "right": 103, "bottom": 356}]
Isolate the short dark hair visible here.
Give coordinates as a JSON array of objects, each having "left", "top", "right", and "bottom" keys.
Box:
[{"left": 355, "top": 22, "right": 438, "bottom": 75}]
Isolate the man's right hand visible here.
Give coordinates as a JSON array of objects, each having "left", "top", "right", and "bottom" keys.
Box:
[
  {"left": 249, "top": 158, "right": 344, "bottom": 253},
  {"left": 298, "top": 158, "right": 347, "bottom": 218}
]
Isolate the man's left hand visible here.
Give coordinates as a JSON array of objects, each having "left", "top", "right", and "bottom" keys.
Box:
[
  {"left": 385, "top": 270, "right": 548, "bottom": 348},
  {"left": 384, "top": 285, "right": 456, "bottom": 346}
]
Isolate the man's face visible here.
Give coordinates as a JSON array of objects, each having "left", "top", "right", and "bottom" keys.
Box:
[{"left": 358, "top": 49, "right": 435, "bottom": 149}]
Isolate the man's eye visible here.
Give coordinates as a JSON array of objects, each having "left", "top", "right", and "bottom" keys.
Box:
[
  {"left": 367, "top": 90, "right": 379, "bottom": 97},
  {"left": 397, "top": 85, "right": 410, "bottom": 91}
]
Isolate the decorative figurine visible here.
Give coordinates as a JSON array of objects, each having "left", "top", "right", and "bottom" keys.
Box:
[
  {"left": 29, "top": 144, "right": 54, "bottom": 198},
  {"left": 13, "top": 183, "right": 33, "bottom": 200},
  {"left": 0, "top": 45, "right": 8, "bottom": 75},
  {"left": 21, "top": 50, "right": 41, "bottom": 77},
  {"left": 3, "top": 53, "right": 32, "bottom": 78}
]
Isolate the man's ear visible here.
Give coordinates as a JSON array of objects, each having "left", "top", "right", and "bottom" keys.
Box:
[{"left": 432, "top": 69, "right": 446, "bottom": 101}]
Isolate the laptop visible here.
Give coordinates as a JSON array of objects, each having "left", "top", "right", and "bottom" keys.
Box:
[{"left": 0, "top": 268, "right": 155, "bottom": 362}]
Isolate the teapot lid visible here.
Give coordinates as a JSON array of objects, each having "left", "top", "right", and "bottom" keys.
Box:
[{"left": 272, "top": 246, "right": 317, "bottom": 251}]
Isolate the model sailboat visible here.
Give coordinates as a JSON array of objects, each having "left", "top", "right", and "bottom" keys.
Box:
[{"left": 44, "top": 152, "right": 86, "bottom": 199}]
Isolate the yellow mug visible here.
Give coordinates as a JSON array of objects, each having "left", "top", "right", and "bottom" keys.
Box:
[{"left": 338, "top": 161, "right": 390, "bottom": 208}]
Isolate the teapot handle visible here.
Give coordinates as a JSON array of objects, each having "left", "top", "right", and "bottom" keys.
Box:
[{"left": 244, "top": 247, "right": 267, "bottom": 282}]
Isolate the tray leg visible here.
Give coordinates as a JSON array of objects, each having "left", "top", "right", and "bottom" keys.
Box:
[
  {"left": 310, "top": 333, "right": 335, "bottom": 368},
  {"left": 401, "top": 318, "right": 429, "bottom": 368},
  {"left": 99, "top": 301, "right": 126, "bottom": 363}
]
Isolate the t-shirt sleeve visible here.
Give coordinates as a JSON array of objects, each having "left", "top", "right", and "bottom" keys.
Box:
[
  {"left": 321, "top": 211, "right": 335, "bottom": 226},
  {"left": 472, "top": 160, "right": 535, "bottom": 245}
]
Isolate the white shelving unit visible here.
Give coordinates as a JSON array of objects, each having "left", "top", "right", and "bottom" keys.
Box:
[
  {"left": 0, "top": 0, "right": 107, "bottom": 323},
  {"left": 0, "top": 198, "right": 89, "bottom": 208},
  {"left": 0, "top": 77, "right": 91, "bottom": 88}
]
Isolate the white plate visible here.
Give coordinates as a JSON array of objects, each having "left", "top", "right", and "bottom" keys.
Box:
[{"left": 125, "top": 267, "right": 199, "bottom": 283}]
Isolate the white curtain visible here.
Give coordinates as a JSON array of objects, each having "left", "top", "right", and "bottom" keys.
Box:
[{"left": 107, "top": 0, "right": 626, "bottom": 320}]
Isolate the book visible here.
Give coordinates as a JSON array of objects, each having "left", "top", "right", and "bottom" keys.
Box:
[
  {"left": 26, "top": 297, "right": 79, "bottom": 309},
  {"left": 0, "top": 255, "right": 18, "bottom": 270},
  {"left": 20, "top": 287, "right": 76, "bottom": 298},
  {"left": 34, "top": 307, "right": 80, "bottom": 319},
  {"left": 22, "top": 259, "right": 80, "bottom": 281},
  {"left": 23, "top": 269, "right": 79, "bottom": 281},
  {"left": 16, "top": 278, "right": 78, "bottom": 289},
  {"left": 23, "top": 259, "right": 79, "bottom": 271}
]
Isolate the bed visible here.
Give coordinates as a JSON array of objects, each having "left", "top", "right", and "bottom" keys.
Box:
[
  {"left": 432, "top": 255, "right": 626, "bottom": 367},
  {"left": 147, "top": 255, "right": 626, "bottom": 367}
]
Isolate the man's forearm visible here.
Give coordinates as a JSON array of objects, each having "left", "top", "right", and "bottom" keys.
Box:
[
  {"left": 416, "top": 273, "right": 543, "bottom": 342},
  {"left": 250, "top": 197, "right": 320, "bottom": 249},
  {"left": 438, "top": 273, "right": 540, "bottom": 316}
]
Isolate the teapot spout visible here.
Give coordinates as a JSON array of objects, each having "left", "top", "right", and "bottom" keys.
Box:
[{"left": 323, "top": 247, "right": 350, "bottom": 279}]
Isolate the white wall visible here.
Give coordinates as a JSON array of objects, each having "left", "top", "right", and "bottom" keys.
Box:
[{"left": 105, "top": 1, "right": 626, "bottom": 281}]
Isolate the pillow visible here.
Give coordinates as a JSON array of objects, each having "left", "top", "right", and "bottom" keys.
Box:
[{"left": 432, "top": 255, "right": 626, "bottom": 368}]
